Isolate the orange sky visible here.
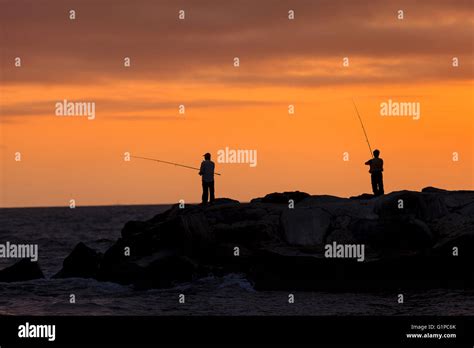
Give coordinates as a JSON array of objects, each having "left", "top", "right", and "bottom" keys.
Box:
[{"left": 1, "top": 0, "right": 473, "bottom": 207}]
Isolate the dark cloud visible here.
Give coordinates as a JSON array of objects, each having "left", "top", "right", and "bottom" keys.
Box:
[
  {"left": 0, "top": 98, "right": 284, "bottom": 119},
  {"left": 0, "top": 0, "right": 472, "bottom": 86}
]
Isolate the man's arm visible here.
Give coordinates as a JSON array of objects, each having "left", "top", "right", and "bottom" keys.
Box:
[
  {"left": 199, "top": 162, "right": 204, "bottom": 176},
  {"left": 364, "top": 159, "right": 371, "bottom": 165}
]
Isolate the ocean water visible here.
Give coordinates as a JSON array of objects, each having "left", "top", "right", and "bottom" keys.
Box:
[{"left": 0, "top": 205, "right": 472, "bottom": 316}]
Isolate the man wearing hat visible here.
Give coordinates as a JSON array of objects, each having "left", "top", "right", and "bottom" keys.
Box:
[{"left": 199, "top": 152, "right": 215, "bottom": 204}]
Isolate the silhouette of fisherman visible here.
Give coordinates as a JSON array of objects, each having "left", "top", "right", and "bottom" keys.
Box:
[
  {"left": 365, "top": 149, "right": 384, "bottom": 196},
  {"left": 199, "top": 153, "right": 215, "bottom": 204}
]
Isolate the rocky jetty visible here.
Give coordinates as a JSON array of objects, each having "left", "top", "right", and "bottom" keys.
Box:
[
  {"left": 55, "top": 188, "right": 474, "bottom": 291},
  {"left": 0, "top": 259, "right": 44, "bottom": 282}
]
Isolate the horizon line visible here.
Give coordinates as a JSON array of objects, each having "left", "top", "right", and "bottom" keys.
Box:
[{"left": 1, "top": 186, "right": 470, "bottom": 209}]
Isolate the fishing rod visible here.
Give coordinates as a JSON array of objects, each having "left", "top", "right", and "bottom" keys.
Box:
[
  {"left": 131, "top": 155, "right": 222, "bottom": 176},
  {"left": 352, "top": 99, "right": 373, "bottom": 158}
]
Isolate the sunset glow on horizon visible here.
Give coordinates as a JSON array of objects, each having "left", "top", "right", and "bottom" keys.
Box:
[{"left": 1, "top": 0, "right": 472, "bottom": 207}]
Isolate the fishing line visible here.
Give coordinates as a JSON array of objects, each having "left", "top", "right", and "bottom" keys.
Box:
[{"left": 131, "top": 155, "right": 222, "bottom": 176}]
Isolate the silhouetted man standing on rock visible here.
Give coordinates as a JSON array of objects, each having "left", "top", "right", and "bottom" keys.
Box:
[
  {"left": 365, "top": 149, "right": 384, "bottom": 196},
  {"left": 199, "top": 152, "right": 215, "bottom": 204}
]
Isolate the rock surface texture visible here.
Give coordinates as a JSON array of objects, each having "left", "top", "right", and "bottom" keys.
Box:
[
  {"left": 0, "top": 259, "right": 44, "bottom": 282},
  {"left": 55, "top": 188, "right": 474, "bottom": 291}
]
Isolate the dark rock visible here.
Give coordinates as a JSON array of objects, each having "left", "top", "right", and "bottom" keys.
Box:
[
  {"left": 57, "top": 188, "right": 474, "bottom": 291},
  {"left": 351, "top": 216, "right": 433, "bottom": 251},
  {"left": 349, "top": 193, "right": 375, "bottom": 200},
  {"left": 281, "top": 208, "right": 331, "bottom": 246},
  {"left": 422, "top": 186, "right": 448, "bottom": 193},
  {"left": 133, "top": 253, "right": 198, "bottom": 289},
  {"left": 121, "top": 221, "right": 148, "bottom": 239},
  {"left": 54, "top": 242, "right": 102, "bottom": 279},
  {"left": 374, "top": 190, "right": 448, "bottom": 221},
  {"left": 439, "top": 191, "right": 474, "bottom": 212},
  {"left": 251, "top": 191, "right": 310, "bottom": 204},
  {"left": 0, "top": 259, "right": 44, "bottom": 282},
  {"left": 98, "top": 248, "right": 198, "bottom": 288},
  {"left": 207, "top": 198, "right": 240, "bottom": 206}
]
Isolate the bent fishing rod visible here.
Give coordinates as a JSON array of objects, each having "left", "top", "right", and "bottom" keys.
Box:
[
  {"left": 131, "top": 155, "right": 222, "bottom": 176},
  {"left": 352, "top": 99, "right": 373, "bottom": 158}
]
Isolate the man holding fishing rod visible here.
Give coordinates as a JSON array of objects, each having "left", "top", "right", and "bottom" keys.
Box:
[
  {"left": 199, "top": 152, "right": 215, "bottom": 204},
  {"left": 130, "top": 152, "right": 220, "bottom": 204},
  {"left": 352, "top": 99, "right": 385, "bottom": 197},
  {"left": 365, "top": 149, "right": 384, "bottom": 196}
]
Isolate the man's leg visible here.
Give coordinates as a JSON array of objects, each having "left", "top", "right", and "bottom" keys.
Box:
[
  {"left": 378, "top": 173, "right": 384, "bottom": 195},
  {"left": 209, "top": 181, "right": 215, "bottom": 203},
  {"left": 202, "top": 181, "right": 208, "bottom": 203},
  {"left": 371, "top": 174, "right": 378, "bottom": 195}
]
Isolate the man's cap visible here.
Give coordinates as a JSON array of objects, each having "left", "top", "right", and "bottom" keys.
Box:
[{"left": 203, "top": 152, "right": 211, "bottom": 157}]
